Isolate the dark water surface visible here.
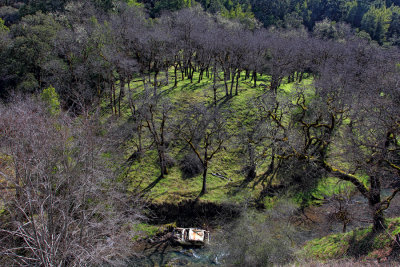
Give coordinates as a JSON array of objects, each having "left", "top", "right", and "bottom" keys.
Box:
[{"left": 127, "top": 245, "right": 221, "bottom": 266}]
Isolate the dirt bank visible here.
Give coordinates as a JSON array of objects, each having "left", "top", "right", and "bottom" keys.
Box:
[{"left": 146, "top": 200, "right": 241, "bottom": 228}]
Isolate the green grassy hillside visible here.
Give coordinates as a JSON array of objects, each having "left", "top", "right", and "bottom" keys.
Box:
[
  {"left": 117, "top": 70, "right": 315, "bottom": 204},
  {"left": 301, "top": 217, "right": 400, "bottom": 261}
]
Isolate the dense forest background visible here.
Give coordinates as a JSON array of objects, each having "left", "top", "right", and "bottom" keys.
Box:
[
  {"left": 1, "top": 0, "right": 400, "bottom": 266},
  {"left": 1, "top": 0, "right": 400, "bottom": 97},
  {"left": 138, "top": 0, "right": 400, "bottom": 46},
  {"left": 2, "top": 0, "right": 400, "bottom": 45}
]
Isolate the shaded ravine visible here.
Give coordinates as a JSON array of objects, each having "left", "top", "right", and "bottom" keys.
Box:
[
  {"left": 146, "top": 200, "right": 241, "bottom": 227},
  {"left": 128, "top": 242, "right": 220, "bottom": 266},
  {"left": 127, "top": 200, "right": 240, "bottom": 266}
]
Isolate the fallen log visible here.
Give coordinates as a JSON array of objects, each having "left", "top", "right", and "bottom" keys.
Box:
[{"left": 211, "top": 172, "right": 232, "bottom": 181}]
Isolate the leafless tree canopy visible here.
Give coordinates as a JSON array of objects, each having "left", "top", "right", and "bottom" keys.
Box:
[{"left": 0, "top": 97, "right": 143, "bottom": 266}]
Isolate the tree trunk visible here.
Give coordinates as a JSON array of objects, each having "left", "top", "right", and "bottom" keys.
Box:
[
  {"left": 213, "top": 63, "right": 217, "bottom": 106},
  {"left": 154, "top": 71, "right": 158, "bottom": 96},
  {"left": 290, "top": 73, "right": 295, "bottom": 83},
  {"left": 270, "top": 75, "right": 281, "bottom": 94},
  {"left": 198, "top": 69, "right": 204, "bottom": 83},
  {"left": 253, "top": 71, "right": 257, "bottom": 87},
  {"left": 188, "top": 67, "right": 192, "bottom": 82},
  {"left": 230, "top": 70, "right": 235, "bottom": 97},
  {"left": 110, "top": 82, "right": 115, "bottom": 115},
  {"left": 179, "top": 62, "right": 184, "bottom": 81},
  {"left": 235, "top": 70, "right": 240, "bottom": 96},
  {"left": 112, "top": 83, "right": 116, "bottom": 115},
  {"left": 127, "top": 78, "right": 135, "bottom": 116},
  {"left": 137, "top": 122, "right": 143, "bottom": 160},
  {"left": 372, "top": 207, "right": 385, "bottom": 232},
  {"left": 118, "top": 78, "right": 125, "bottom": 117},
  {"left": 370, "top": 176, "right": 385, "bottom": 231},
  {"left": 224, "top": 70, "right": 229, "bottom": 97},
  {"left": 174, "top": 64, "right": 178, "bottom": 87},
  {"left": 190, "top": 65, "right": 195, "bottom": 83},
  {"left": 165, "top": 68, "right": 169, "bottom": 86},
  {"left": 14, "top": 161, "right": 21, "bottom": 202},
  {"left": 158, "top": 146, "right": 168, "bottom": 178},
  {"left": 246, "top": 165, "right": 256, "bottom": 182},
  {"left": 200, "top": 161, "right": 208, "bottom": 196},
  {"left": 142, "top": 73, "right": 147, "bottom": 89}
]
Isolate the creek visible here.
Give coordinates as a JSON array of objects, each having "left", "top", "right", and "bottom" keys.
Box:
[
  {"left": 128, "top": 245, "right": 221, "bottom": 266},
  {"left": 127, "top": 200, "right": 239, "bottom": 266}
]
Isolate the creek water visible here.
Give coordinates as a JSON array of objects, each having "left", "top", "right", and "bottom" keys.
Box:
[
  {"left": 128, "top": 200, "right": 239, "bottom": 266},
  {"left": 128, "top": 245, "right": 221, "bottom": 266}
]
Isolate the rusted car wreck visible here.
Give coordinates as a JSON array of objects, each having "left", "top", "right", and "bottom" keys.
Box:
[{"left": 172, "top": 228, "right": 210, "bottom": 246}]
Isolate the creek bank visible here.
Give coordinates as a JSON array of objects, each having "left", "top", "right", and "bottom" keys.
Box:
[{"left": 146, "top": 200, "right": 241, "bottom": 227}]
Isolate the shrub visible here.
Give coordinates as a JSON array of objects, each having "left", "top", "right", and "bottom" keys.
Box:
[
  {"left": 179, "top": 153, "right": 203, "bottom": 178},
  {"left": 213, "top": 199, "right": 299, "bottom": 266}
]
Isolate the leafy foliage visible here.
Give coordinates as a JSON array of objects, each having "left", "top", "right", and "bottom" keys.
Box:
[{"left": 40, "top": 86, "right": 60, "bottom": 115}]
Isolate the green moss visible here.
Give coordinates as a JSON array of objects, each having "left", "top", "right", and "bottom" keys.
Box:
[
  {"left": 312, "top": 177, "right": 354, "bottom": 200},
  {"left": 132, "top": 223, "right": 160, "bottom": 241}
]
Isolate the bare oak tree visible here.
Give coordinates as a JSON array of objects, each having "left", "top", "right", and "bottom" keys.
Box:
[
  {"left": 177, "top": 104, "right": 227, "bottom": 197},
  {"left": 0, "top": 97, "right": 143, "bottom": 266}
]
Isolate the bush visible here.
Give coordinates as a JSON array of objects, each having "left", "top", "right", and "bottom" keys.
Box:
[
  {"left": 179, "top": 153, "right": 203, "bottom": 178},
  {"left": 40, "top": 86, "right": 60, "bottom": 115},
  {"left": 277, "top": 158, "right": 325, "bottom": 208},
  {"left": 0, "top": 98, "right": 143, "bottom": 266},
  {"left": 213, "top": 199, "right": 299, "bottom": 266},
  {"left": 164, "top": 153, "right": 176, "bottom": 168}
]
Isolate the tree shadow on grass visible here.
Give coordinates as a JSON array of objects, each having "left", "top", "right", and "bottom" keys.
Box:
[
  {"left": 158, "top": 85, "right": 177, "bottom": 97},
  {"left": 346, "top": 229, "right": 377, "bottom": 258},
  {"left": 142, "top": 175, "right": 163, "bottom": 193},
  {"left": 216, "top": 95, "right": 233, "bottom": 109},
  {"left": 177, "top": 82, "right": 208, "bottom": 92}
]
